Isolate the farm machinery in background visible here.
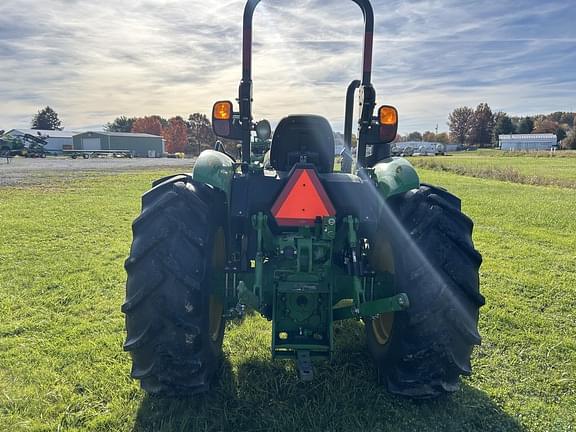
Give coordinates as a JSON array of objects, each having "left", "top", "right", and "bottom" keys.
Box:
[
  {"left": 391, "top": 142, "right": 446, "bottom": 157},
  {"left": 123, "top": 0, "right": 484, "bottom": 399},
  {"left": 0, "top": 132, "right": 48, "bottom": 158}
]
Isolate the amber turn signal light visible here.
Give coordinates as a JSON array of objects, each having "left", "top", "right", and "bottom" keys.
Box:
[
  {"left": 213, "top": 101, "right": 233, "bottom": 121},
  {"left": 379, "top": 105, "right": 398, "bottom": 126}
]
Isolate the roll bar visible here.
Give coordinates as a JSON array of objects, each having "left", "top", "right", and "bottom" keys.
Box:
[
  {"left": 242, "top": 0, "right": 374, "bottom": 84},
  {"left": 238, "top": 0, "right": 376, "bottom": 164}
]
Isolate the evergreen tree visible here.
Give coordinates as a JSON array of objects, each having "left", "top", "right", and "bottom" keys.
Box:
[
  {"left": 105, "top": 116, "right": 136, "bottom": 132},
  {"left": 517, "top": 117, "right": 534, "bottom": 134},
  {"left": 31, "top": 106, "right": 62, "bottom": 130},
  {"left": 492, "top": 112, "right": 514, "bottom": 146}
]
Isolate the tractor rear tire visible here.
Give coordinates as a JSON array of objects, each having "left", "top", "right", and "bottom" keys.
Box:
[
  {"left": 122, "top": 175, "right": 227, "bottom": 395},
  {"left": 366, "top": 184, "right": 484, "bottom": 398}
]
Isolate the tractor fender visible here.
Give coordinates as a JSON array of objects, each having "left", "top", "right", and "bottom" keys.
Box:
[
  {"left": 192, "top": 149, "right": 235, "bottom": 198},
  {"left": 372, "top": 157, "right": 420, "bottom": 199}
]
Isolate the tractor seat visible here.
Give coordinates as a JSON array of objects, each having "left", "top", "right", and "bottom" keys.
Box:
[{"left": 270, "top": 115, "right": 335, "bottom": 173}]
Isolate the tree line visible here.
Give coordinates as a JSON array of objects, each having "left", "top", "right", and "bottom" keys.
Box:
[
  {"left": 105, "top": 114, "right": 218, "bottom": 155},
  {"left": 22, "top": 105, "right": 576, "bottom": 153},
  {"left": 399, "top": 104, "right": 576, "bottom": 149}
]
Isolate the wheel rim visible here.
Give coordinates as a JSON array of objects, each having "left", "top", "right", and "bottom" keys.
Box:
[
  {"left": 209, "top": 227, "right": 226, "bottom": 342},
  {"left": 372, "top": 313, "right": 394, "bottom": 346}
]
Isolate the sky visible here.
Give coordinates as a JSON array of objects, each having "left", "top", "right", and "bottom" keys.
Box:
[{"left": 0, "top": 0, "right": 575, "bottom": 134}]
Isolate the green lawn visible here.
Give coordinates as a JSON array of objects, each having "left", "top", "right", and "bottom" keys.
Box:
[
  {"left": 413, "top": 150, "right": 576, "bottom": 183},
  {"left": 1, "top": 168, "right": 575, "bottom": 431}
]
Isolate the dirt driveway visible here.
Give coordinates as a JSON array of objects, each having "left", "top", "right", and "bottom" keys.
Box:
[{"left": 0, "top": 156, "right": 195, "bottom": 187}]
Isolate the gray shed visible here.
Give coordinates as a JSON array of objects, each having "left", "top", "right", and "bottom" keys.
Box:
[{"left": 72, "top": 132, "right": 164, "bottom": 157}]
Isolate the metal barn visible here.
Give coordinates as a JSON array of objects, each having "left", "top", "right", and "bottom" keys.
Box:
[{"left": 72, "top": 132, "right": 164, "bottom": 157}]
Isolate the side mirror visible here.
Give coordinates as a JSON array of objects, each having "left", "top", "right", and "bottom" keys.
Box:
[
  {"left": 378, "top": 105, "right": 398, "bottom": 144},
  {"left": 255, "top": 120, "right": 271, "bottom": 141},
  {"left": 212, "top": 101, "right": 234, "bottom": 138}
]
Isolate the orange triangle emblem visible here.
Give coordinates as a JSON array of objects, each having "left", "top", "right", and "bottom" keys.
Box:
[{"left": 272, "top": 169, "right": 336, "bottom": 226}]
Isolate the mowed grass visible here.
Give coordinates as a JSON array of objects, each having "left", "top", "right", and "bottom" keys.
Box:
[{"left": 1, "top": 165, "right": 575, "bottom": 431}]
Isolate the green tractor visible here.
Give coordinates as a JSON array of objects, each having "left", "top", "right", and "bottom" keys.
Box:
[
  {"left": 0, "top": 134, "right": 24, "bottom": 157},
  {"left": 123, "top": 0, "right": 483, "bottom": 398},
  {"left": 0, "top": 133, "right": 47, "bottom": 158}
]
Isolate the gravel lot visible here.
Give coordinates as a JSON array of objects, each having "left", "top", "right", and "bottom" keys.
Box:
[{"left": 0, "top": 156, "right": 195, "bottom": 187}]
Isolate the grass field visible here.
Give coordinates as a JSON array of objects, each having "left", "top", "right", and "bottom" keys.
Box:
[
  {"left": 1, "top": 157, "right": 575, "bottom": 431},
  {"left": 412, "top": 150, "right": 576, "bottom": 187}
]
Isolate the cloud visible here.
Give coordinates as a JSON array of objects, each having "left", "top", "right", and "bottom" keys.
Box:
[{"left": 0, "top": 0, "right": 574, "bottom": 133}]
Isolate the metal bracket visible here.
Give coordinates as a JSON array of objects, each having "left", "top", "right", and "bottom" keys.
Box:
[
  {"left": 332, "top": 293, "right": 410, "bottom": 321},
  {"left": 360, "top": 293, "right": 409, "bottom": 317},
  {"left": 296, "top": 350, "right": 314, "bottom": 382}
]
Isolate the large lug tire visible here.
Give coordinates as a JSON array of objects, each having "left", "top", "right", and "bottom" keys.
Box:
[
  {"left": 366, "top": 184, "right": 484, "bottom": 398},
  {"left": 122, "top": 175, "right": 227, "bottom": 395}
]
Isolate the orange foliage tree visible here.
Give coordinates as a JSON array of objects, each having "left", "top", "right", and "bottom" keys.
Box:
[
  {"left": 131, "top": 116, "right": 164, "bottom": 136},
  {"left": 163, "top": 117, "right": 189, "bottom": 154}
]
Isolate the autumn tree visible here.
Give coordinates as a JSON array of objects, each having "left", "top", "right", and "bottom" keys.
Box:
[
  {"left": 32, "top": 106, "right": 62, "bottom": 130},
  {"left": 106, "top": 116, "right": 136, "bottom": 132},
  {"left": 132, "top": 116, "right": 164, "bottom": 136},
  {"left": 532, "top": 117, "right": 566, "bottom": 141},
  {"left": 188, "top": 113, "right": 215, "bottom": 155},
  {"left": 532, "top": 117, "right": 559, "bottom": 134},
  {"left": 448, "top": 106, "right": 474, "bottom": 144},
  {"left": 163, "top": 116, "right": 189, "bottom": 154}
]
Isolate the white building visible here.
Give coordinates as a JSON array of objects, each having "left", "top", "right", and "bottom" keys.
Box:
[
  {"left": 6, "top": 129, "right": 80, "bottom": 153},
  {"left": 499, "top": 134, "right": 557, "bottom": 151}
]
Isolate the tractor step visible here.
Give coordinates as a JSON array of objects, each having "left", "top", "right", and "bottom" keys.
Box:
[{"left": 296, "top": 350, "right": 314, "bottom": 382}]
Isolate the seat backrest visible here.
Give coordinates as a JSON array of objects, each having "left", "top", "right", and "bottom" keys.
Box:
[{"left": 270, "top": 115, "right": 335, "bottom": 173}]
